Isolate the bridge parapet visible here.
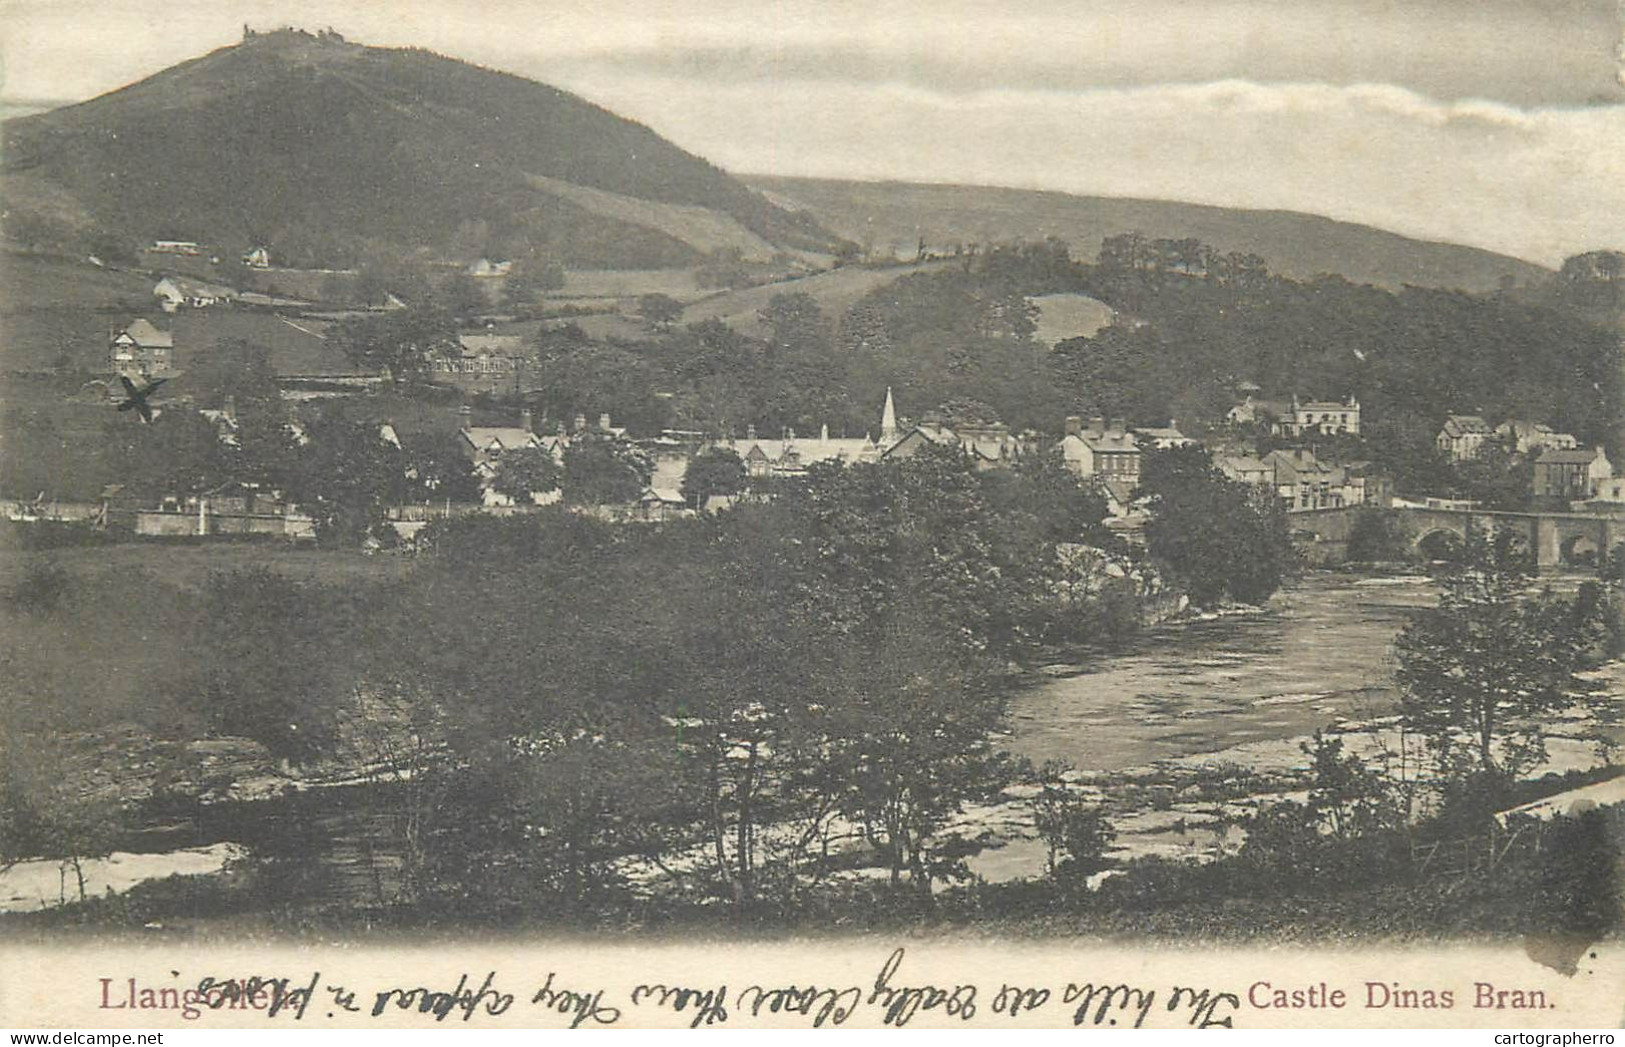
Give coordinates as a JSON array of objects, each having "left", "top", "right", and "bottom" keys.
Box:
[{"left": 1282, "top": 504, "right": 1621, "bottom": 569}]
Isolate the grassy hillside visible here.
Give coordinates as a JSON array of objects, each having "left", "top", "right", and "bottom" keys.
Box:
[
  {"left": 679, "top": 260, "right": 952, "bottom": 337},
  {"left": 0, "top": 251, "right": 151, "bottom": 312},
  {"left": 752, "top": 176, "right": 1551, "bottom": 293},
  {"left": 2, "top": 29, "right": 842, "bottom": 268}
]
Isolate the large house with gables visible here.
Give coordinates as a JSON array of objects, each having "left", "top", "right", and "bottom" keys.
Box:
[{"left": 108, "top": 319, "right": 174, "bottom": 377}]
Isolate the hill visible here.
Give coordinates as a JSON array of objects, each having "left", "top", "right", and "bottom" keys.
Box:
[
  {"left": 750, "top": 176, "right": 1551, "bottom": 293},
  {"left": 1, "top": 28, "right": 842, "bottom": 269}
]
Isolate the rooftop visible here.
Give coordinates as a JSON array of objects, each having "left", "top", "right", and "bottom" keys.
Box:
[
  {"left": 461, "top": 426, "right": 537, "bottom": 452},
  {"left": 1537, "top": 447, "right": 1605, "bottom": 464}
]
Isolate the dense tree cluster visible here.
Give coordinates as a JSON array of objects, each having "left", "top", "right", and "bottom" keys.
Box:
[
  {"left": 147, "top": 445, "right": 1126, "bottom": 915},
  {"left": 502, "top": 237, "right": 1619, "bottom": 503}
]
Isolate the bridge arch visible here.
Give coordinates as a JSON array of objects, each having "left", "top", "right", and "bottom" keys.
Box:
[
  {"left": 1414, "top": 527, "right": 1466, "bottom": 562},
  {"left": 1560, "top": 533, "right": 1600, "bottom": 567}
]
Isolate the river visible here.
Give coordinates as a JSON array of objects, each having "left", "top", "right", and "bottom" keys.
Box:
[
  {"left": 1006, "top": 572, "right": 1441, "bottom": 773},
  {"left": 5, "top": 570, "right": 1613, "bottom": 913}
]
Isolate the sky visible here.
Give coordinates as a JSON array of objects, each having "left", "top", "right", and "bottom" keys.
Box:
[{"left": 2, "top": 0, "right": 1622, "bottom": 265}]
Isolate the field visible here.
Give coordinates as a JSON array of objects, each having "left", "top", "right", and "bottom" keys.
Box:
[
  {"left": 1031, "top": 292, "right": 1116, "bottom": 345},
  {"left": 0, "top": 374, "right": 126, "bottom": 500},
  {"left": 525, "top": 174, "right": 787, "bottom": 262},
  {"left": 678, "top": 260, "right": 951, "bottom": 337},
  {"left": 543, "top": 264, "right": 939, "bottom": 341},
  {"left": 0, "top": 538, "right": 410, "bottom": 737},
  {"left": 556, "top": 268, "right": 711, "bottom": 302},
  {"left": 0, "top": 251, "right": 153, "bottom": 311},
  {"left": 0, "top": 253, "right": 155, "bottom": 373},
  {"left": 0, "top": 538, "right": 412, "bottom": 593}
]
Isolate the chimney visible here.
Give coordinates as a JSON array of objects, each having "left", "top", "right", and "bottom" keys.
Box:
[
  {"left": 520, "top": 408, "right": 534, "bottom": 432},
  {"left": 459, "top": 404, "right": 473, "bottom": 420},
  {"left": 573, "top": 413, "right": 587, "bottom": 433},
  {"left": 746, "top": 423, "right": 757, "bottom": 441},
  {"left": 820, "top": 422, "right": 829, "bottom": 441},
  {"left": 598, "top": 412, "right": 611, "bottom": 432},
  {"left": 1109, "top": 417, "right": 1126, "bottom": 435},
  {"left": 1089, "top": 416, "right": 1105, "bottom": 435},
  {"left": 1065, "top": 416, "right": 1083, "bottom": 437},
  {"left": 222, "top": 395, "right": 237, "bottom": 423}
]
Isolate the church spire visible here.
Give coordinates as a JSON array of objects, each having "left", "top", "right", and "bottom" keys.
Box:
[{"left": 880, "top": 386, "right": 897, "bottom": 443}]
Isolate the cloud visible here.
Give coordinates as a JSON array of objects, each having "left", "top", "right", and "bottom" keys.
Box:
[
  {"left": 544, "top": 72, "right": 1625, "bottom": 265},
  {"left": 2, "top": 2, "right": 1619, "bottom": 263},
  {"left": 3, "top": 0, "right": 1621, "bottom": 106}
]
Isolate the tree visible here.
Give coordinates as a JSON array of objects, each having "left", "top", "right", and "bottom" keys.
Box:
[
  {"left": 562, "top": 436, "right": 653, "bottom": 505},
  {"left": 403, "top": 436, "right": 484, "bottom": 505},
  {"left": 824, "top": 615, "right": 1013, "bottom": 902},
  {"left": 104, "top": 407, "right": 231, "bottom": 500},
  {"left": 500, "top": 260, "right": 565, "bottom": 312},
  {"left": 1454, "top": 439, "right": 1534, "bottom": 510},
  {"left": 1138, "top": 445, "right": 1295, "bottom": 607},
  {"left": 679, "top": 447, "right": 745, "bottom": 508},
  {"left": 637, "top": 293, "right": 684, "bottom": 331},
  {"left": 491, "top": 445, "right": 561, "bottom": 503},
  {"left": 781, "top": 445, "right": 1012, "bottom": 658},
  {"left": 186, "top": 338, "right": 279, "bottom": 410},
  {"left": 1395, "top": 527, "right": 1606, "bottom": 786},
  {"left": 1031, "top": 761, "right": 1115, "bottom": 884},
  {"left": 1302, "top": 730, "right": 1402, "bottom": 840},
  {"left": 354, "top": 256, "right": 432, "bottom": 307},
  {"left": 937, "top": 397, "right": 1000, "bottom": 427},
  {"left": 185, "top": 568, "right": 365, "bottom": 761},
  {"left": 0, "top": 732, "right": 120, "bottom": 904},
  {"left": 352, "top": 266, "right": 390, "bottom": 308},
  {"left": 758, "top": 292, "right": 829, "bottom": 353},
  {"left": 436, "top": 272, "right": 489, "bottom": 322},
  {"left": 330, "top": 308, "right": 461, "bottom": 384},
  {"left": 279, "top": 415, "right": 404, "bottom": 544}
]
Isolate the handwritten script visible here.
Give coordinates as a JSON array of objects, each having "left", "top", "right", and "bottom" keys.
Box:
[{"left": 171, "top": 949, "right": 1239, "bottom": 1028}]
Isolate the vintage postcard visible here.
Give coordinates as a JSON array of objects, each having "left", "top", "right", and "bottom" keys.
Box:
[{"left": 1, "top": 0, "right": 1622, "bottom": 1031}]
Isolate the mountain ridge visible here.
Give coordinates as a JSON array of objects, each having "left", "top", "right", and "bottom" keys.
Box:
[{"left": 748, "top": 175, "right": 1552, "bottom": 292}]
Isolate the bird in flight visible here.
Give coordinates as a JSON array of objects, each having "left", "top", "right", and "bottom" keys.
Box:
[{"left": 116, "top": 376, "right": 168, "bottom": 423}]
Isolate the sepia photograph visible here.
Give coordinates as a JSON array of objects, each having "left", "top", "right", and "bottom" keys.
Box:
[{"left": 0, "top": 0, "right": 1622, "bottom": 1031}]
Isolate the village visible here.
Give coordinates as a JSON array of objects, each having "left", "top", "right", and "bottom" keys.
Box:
[
  {"left": 10, "top": 244, "right": 1621, "bottom": 569},
  {"left": 1, "top": 17, "right": 1622, "bottom": 966}
]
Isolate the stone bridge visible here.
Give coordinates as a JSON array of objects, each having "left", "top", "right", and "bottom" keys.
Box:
[{"left": 1288, "top": 505, "right": 1623, "bottom": 569}]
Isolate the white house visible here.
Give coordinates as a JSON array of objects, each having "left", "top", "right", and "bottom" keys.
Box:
[
  {"left": 1281, "top": 396, "right": 1360, "bottom": 437},
  {"left": 149, "top": 240, "right": 203, "bottom": 256},
  {"left": 1131, "top": 421, "right": 1195, "bottom": 449},
  {"left": 153, "top": 276, "right": 236, "bottom": 312}
]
